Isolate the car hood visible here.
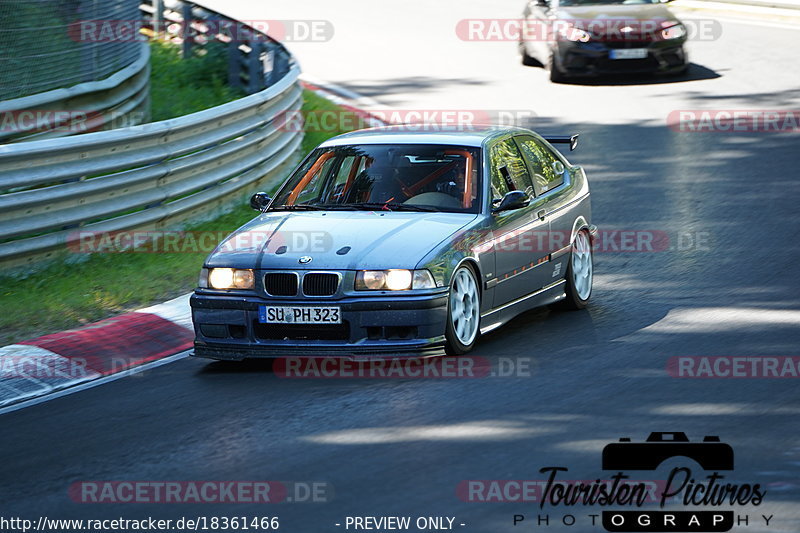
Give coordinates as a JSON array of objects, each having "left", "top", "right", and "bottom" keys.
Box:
[
  {"left": 556, "top": 4, "right": 679, "bottom": 24},
  {"left": 206, "top": 211, "right": 479, "bottom": 271}
]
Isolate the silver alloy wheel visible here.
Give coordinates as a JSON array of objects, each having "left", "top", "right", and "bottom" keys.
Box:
[
  {"left": 450, "top": 267, "right": 480, "bottom": 345},
  {"left": 571, "top": 230, "right": 593, "bottom": 300}
]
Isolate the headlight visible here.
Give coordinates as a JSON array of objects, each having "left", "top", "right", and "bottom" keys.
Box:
[
  {"left": 385, "top": 269, "right": 413, "bottom": 291},
  {"left": 206, "top": 268, "right": 255, "bottom": 289},
  {"left": 356, "top": 269, "right": 437, "bottom": 291},
  {"left": 557, "top": 24, "right": 591, "bottom": 43},
  {"left": 661, "top": 23, "right": 686, "bottom": 40},
  {"left": 233, "top": 269, "right": 255, "bottom": 288},
  {"left": 360, "top": 270, "right": 387, "bottom": 290}
]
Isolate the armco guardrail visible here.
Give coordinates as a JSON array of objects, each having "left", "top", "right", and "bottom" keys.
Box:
[{"left": 0, "top": 2, "right": 303, "bottom": 271}]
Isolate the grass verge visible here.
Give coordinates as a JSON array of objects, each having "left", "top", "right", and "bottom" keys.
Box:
[
  {"left": 0, "top": 85, "right": 354, "bottom": 346},
  {"left": 148, "top": 40, "right": 245, "bottom": 121}
]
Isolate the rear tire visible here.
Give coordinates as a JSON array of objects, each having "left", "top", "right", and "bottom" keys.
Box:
[
  {"left": 445, "top": 265, "right": 481, "bottom": 355},
  {"left": 554, "top": 229, "right": 593, "bottom": 310}
]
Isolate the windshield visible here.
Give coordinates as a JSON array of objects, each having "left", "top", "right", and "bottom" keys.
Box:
[
  {"left": 270, "top": 144, "right": 482, "bottom": 213},
  {"left": 559, "top": 0, "right": 663, "bottom": 5}
]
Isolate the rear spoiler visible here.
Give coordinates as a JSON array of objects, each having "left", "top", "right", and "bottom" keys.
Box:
[{"left": 544, "top": 134, "right": 579, "bottom": 151}]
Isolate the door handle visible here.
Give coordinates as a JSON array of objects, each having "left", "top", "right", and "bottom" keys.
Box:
[{"left": 536, "top": 209, "right": 546, "bottom": 221}]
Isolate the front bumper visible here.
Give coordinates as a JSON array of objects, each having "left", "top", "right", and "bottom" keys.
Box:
[
  {"left": 190, "top": 290, "right": 449, "bottom": 360},
  {"left": 553, "top": 39, "right": 688, "bottom": 77}
]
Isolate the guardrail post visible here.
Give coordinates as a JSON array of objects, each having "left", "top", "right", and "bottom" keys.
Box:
[
  {"left": 228, "top": 40, "right": 242, "bottom": 90},
  {"left": 80, "top": 0, "right": 98, "bottom": 83},
  {"left": 153, "top": 0, "right": 165, "bottom": 35},
  {"left": 181, "top": 2, "right": 194, "bottom": 58},
  {"left": 247, "top": 41, "right": 265, "bottom": 94},
  {"left": 272, "top": 48, "right": 289, "bottom": 87}
]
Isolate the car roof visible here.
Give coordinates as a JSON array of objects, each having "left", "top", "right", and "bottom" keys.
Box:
[{"left": 319, "top": 125, "right": 534, "bottom": 148}]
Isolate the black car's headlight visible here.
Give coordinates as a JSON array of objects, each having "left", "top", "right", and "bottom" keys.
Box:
[
  {"left": 355, "top": 269, "right": 436, "bottom": 291},
  {"left": 557, "top": 23, "right": 591, "bottom": 43},
  {"left": 661, "top": 23, "right": 686, "bottom": 40},
  {"left": 199, "top": 268, "right": 255, "bottom": 290}
]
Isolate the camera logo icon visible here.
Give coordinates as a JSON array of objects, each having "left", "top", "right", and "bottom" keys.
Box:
[{"left": 602, "top": 432, "right": 734, "bottom": 471}]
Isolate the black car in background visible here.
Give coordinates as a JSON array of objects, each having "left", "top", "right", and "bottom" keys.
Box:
[{"left": 519, "top": 0, "right": 689, "bottom": 82}]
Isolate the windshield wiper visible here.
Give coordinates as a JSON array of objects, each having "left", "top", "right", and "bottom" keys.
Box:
[
  {"left": 340, "top": 202, "right": 440, "bottom": 212},
  {"left": 269, "top": 204, "right": 325, "bottom": 211},
  {"left": 270, "top": 202, "right": 440, "bottom": 212}
]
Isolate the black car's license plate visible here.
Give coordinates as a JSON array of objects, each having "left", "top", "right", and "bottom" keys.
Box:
[
  {"left": 258, "top": 306, "right": 341, "bottom": 324},
  {"left": 609, "top": 48, "right": 648, "bottom": 60}
]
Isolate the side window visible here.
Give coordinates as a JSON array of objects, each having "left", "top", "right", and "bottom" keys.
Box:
[
  {"left": 515, "top": 136, "right": 566, "bottom": 196},
  {"left": 489, "top": 138, "right": 534, "bottom": 201}
]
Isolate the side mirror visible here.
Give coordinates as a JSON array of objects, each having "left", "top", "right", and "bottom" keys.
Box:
[
  {"left": 535, "top": 0, "right": 549, "bottom": 7},
  {"left": 492, "top": 190, "right": 530, "bottom": 214},
  {"left": 250, "top": 191, "right": 271, "bottom": 211}
]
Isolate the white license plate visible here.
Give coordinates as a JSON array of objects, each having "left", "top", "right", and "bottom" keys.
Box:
[
  {"left": 259, "top": 306, "right": 341, "bottom": 324},
  {"left": 609, "top": 48, "right": 648, "bottom": 60}
]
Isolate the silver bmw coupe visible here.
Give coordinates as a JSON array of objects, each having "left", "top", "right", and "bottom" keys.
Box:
[{"left": 191, "top": 125, "right": 596, "bottom": 359}]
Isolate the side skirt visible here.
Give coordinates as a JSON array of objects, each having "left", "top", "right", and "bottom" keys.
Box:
[{"left": 479, "top": 279, "right": 566, "bottom": 335}]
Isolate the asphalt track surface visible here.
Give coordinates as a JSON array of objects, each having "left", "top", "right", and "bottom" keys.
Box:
[{"left": 1, "top": 2, "right": 799, "bottom": 532}]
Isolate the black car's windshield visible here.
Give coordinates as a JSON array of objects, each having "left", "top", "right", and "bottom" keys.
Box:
[
  {"left": 270, "top": 144, "right": 481, "bottom": 213},
  {"left": 559, "top": 0, "right": 662, "bottom": 5}
]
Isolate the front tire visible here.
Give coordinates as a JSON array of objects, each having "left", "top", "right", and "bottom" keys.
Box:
[
  {"left": 520, "top": 42, "right": 542, "bottom": 67},
  {"left": 445, "top": 265, "right": 481, "bottom": 355},
  {"left": 555, "top": 229, "right": 593, "bottom": 310},
  {"left": 548, "top": 53, "right": 567, "bottom": 83}
]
